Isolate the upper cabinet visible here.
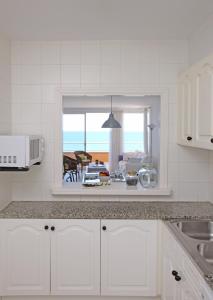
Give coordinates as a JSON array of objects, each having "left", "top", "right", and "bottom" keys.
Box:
[
  {"left": 177, "top": 54, "right": 213, "bottom": 150},
  {"left": 195, "top": 63, "right": 213, "bottom": 148},
  {"left": 178, "top": 71, "right": 194, "bottom": 145}
]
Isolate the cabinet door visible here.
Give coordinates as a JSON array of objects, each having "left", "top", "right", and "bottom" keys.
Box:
[
  {"left": 51, "top": 219, "right": 100, "bottom": 295},
  {"left": 101, "top": 220, "right": 158, "bottom": 296},
  {"left": 177, "top": 73, "right": 194, "bottom": 146},
  {"left": 194, "top": 63, "right": 213, "bottom": 149},
  {"left": 0, "top": 219, "right": 50, "bottom": 295},
  {"left": 180, "top": 280, "right": 201, "bottom": 300},
  {"left": 162, "top": 254, "right": 179, "bottom": 300}
]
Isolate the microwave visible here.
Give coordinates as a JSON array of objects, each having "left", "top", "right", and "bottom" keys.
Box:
[{"left": 0, "top": 135, "right": 44, "bottom": 170}]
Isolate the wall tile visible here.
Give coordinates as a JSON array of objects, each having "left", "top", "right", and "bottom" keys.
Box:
[
  {"left": 81, "top": 65, "right": 100, "bottom": 87},
  {"left": 61, "top": 41, "right": 81, "bottom": 64},
  {"left": 179, "top": 162, "right": 209, "bottom": 182},
  {"left": 81, "top": 41, "right": 100, "bottom": 65},
  {"left": 21, "top": 42, "right": 41, "bottom": 65},
  {"left": 159, "top": 63, "right": 186, "bottom": 85},
  {"left": 61, "top": 65, "right": 81, "bottom": 86},
  {"left": 41, "top": 42, "right": 60, "bottom": 65},
  {"left": 42, "top": 85, "right": 58, "bottom": 103},
  {"left": 22, "top": 65, "right": 41, "bottom": 84},
  {"left": 100, "top": 65, "right": 121, "bottom": 87},
  {"left": 10, "top": 39, "right": 213, "bottom": 203},
  {"left": 11, "top": 65, "right": 22, "bottom": 84},
  {"left": 41, "top": 65, "right": 60, "bottom": 85},
  {"left": 12, "top": 85, "right": 42, "bottom": 103},
  {"left": 11, "top": 41, "right": 22, "bottom": 65},
  {"left": 101, "top": 41, "right": 121, "bottom": 65},
  {"left": 138, "top": 41, "right": 159, "bottom": 64}
]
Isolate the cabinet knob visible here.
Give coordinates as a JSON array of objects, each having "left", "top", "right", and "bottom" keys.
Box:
[
  {"left": 51, "top": 226, "right": 55, "bottom": 231},
  {"left": 44, "top": 225, "right": 49, "bottom": 230},
  {"left": 175, "top": 275, "right": 181, "bottom": 281},
  {"left": 172, "top": 270, "right": 178, "bottom": 276},
  {"left": 210, "top": 138, "right": 213, "bottom": 143},
  {"left": 102, "top": 226, "right": 107, "bottom": 231},
  {"left": 187, "top": 136, "right": 192, "bottom": 141}
]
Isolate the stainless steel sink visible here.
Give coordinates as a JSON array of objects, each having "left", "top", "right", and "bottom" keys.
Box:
[
  {"left": 176, "top": 221, "right": 213, "bottom": 241},
  {"left": 167, "top": 220, "right": 213, "bottom": 285},
  {"left": 197, "top": 242, "right": 213, "bottom": 265}
]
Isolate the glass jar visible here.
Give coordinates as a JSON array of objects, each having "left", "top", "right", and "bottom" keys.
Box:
[
  {"left": 138, "top": 164, "right": 157, "bottom": 188},
  {"left": 125, "top": 171, "right": 138, "bottom": 186}
]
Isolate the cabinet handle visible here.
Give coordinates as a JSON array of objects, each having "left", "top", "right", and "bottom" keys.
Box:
[
  {"left": 175, "top": 275, "right": 181, "bottom": 281},
  {"left": 210, "top": 138, "right": 213, "bottom": 143},
  {"left": 187, "top": 136, "right": 192, "bottom": 141},
  {"left": 172, "top": 270, "right": 178, "bottom": 276},
  {"left": 102, "top": 226, "right": 107, "bottom": 231},
  {"left": 51, "top": 226, "right": 55, "bottom": 231},
  {"left": 44, "top": 225, "right": 49, "bottom": 230}
]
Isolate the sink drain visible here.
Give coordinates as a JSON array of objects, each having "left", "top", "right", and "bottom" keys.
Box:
[{"left": 204, "top": 274, "right": 213, "bottom": 281}]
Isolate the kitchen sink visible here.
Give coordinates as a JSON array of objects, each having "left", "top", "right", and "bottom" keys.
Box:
[
  {"left": 197, "top": 242, "right": 213, "bottom": 265},
  {"left": 168, "top": 220, "right": 213, "bottom": 284},
  {"left": 176, "top": 221, "right": 213, "bottom": 241}
]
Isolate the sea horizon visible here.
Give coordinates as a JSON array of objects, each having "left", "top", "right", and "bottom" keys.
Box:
[{"left": 63, "top": 131, "right": 144, "bottom": 152}]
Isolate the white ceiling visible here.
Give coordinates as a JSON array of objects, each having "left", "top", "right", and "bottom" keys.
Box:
[{"left": 0, "top": 0, "right": 213, "bottom": 40}]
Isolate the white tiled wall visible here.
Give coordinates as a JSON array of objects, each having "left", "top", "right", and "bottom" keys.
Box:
[
  {"left": 0, "top": 38, "right": 11, "bottom": 208},
  {"left": 189, "top": 12, "right": 213, "bottom": 65},
  {"left": 10, "top": 40, "right": 211, "bottom": 202}
]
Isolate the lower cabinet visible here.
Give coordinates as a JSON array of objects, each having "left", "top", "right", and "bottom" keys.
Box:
[
  {"left": 50, "top": 220, "right": 100, "bottom": 295},
  {"left": 162, "top": 254, "right": 201, "bottom": 300},
  {"left": 0, "top": 219, "right": 50, "bottom": 295},
  {"left": 0, "top": 219, "right": 158, "bottom": 297},
  {"left": 101, "top": 220, "right": 158, "bottom": 296},
  {"left": 161, "top": 224, "right": 211, "bottom": 300},
  {"left": 0, "top": 219, "right": 100, "bottom": 296},
  {"left": 162, "top": 254, "right": 179, "bottom": 300}
]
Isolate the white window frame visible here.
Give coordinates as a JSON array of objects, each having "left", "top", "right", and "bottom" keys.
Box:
[{"left": 52, "top": 87, "right": 170, "bottom": 195}]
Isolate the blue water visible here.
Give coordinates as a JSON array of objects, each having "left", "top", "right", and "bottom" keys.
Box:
[{"left": 63, "top": 131, "right": 144, "bottom": 152}]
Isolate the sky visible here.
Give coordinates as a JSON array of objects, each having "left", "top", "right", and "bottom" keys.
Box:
[{"left": 63, "top": 113, "right": 144, "bottom": 132}]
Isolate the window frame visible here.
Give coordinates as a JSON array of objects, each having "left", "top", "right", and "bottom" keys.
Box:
[{"left": 52, "top": 88, "right": 170, "bottom": 195}]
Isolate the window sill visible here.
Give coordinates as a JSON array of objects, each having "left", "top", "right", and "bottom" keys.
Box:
[{"left": 51, "top": 182, "right": 171, "bottom": 196}]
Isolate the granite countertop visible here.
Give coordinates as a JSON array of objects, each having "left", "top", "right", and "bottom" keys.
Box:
[{"left": 0, "top": 201, "right": 212, "bottom": 220}]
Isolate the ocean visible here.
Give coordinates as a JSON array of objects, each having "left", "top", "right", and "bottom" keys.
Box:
[{"left": 63, "top": 131, "right": 144, "bottom": 152}]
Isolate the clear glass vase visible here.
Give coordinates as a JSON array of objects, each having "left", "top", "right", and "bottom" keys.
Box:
[{"left": 138, "top": 163, "right": 158, "bottom": 188}]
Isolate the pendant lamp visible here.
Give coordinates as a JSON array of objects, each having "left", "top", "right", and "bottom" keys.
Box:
[{"left": 101, "top": 96, "right": 121, "bottom": 128}]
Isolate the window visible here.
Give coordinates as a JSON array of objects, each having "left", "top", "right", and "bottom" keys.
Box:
[
  {"left": 63, "top": 114, "right": 85, "bottom": 152},
  {"left": 62, "top": 95, "right": 161, "bottom": 183},
  {"left": 123, "top": 113, "right": 145, "bottom": 153},
  {"left": 86, "top": 113, "right": 110, "bottom": 153},
  {"left": 63, "top": 113, "right": 110, "bottom": 163}
]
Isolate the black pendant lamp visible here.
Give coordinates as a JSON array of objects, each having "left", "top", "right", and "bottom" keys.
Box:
[{"left": 101, "top": 96, "right": 121, "bottom": 128}]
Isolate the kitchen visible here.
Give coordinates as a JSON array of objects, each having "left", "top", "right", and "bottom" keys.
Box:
[{"left": 0, "top": 0, "right": 213, "bottom": 299}]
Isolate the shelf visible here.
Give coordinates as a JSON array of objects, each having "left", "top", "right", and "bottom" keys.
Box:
[{"left": 51, "top": 182, "right": 171, "bottom": 196}]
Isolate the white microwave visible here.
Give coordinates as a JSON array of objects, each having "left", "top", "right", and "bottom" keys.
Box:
[{"left": 0, "top": 135, "right": 44, "bottom": 170}]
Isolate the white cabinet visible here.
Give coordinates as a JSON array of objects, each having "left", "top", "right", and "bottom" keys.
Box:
[
  {"left": 177, "top": 53, "right": 213, "bottom": 150},
  {"left": 0, "top": 219, "right": 158, "bottom": 297},
  {"left": 177, "top": 71, "right": 194, "bottom": 146},
  {"left": 162, "top": 254, "right": 179, "bottom": 300},
  {"left": 0, "top": 219, "right": 50, "bottom": 295},
  {"left": 101, "top": 220, "right": 158, "bottom": 296},
  {"left": 161, "top": 223, "right": 213, "bottom": 300},
  {"left": 180, "top": 280, "right": 201, "bottom": 300},
  {"left": 194, "top": 63, "right": 213, "bottom": 148},
  {"left": 0, "top": 219, "right": 100, "bottom": 296},
  {"left": 51, "top": 220, "right": 100, "bottom": 295}
]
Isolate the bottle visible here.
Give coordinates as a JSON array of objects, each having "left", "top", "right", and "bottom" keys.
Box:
[{"left": 138, "top": 162, "right": 157, "bottom": 188}]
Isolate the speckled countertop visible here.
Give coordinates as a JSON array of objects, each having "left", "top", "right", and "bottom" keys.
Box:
[{"left": 0, "top": 201, "right": 212, "bottom": 220}]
